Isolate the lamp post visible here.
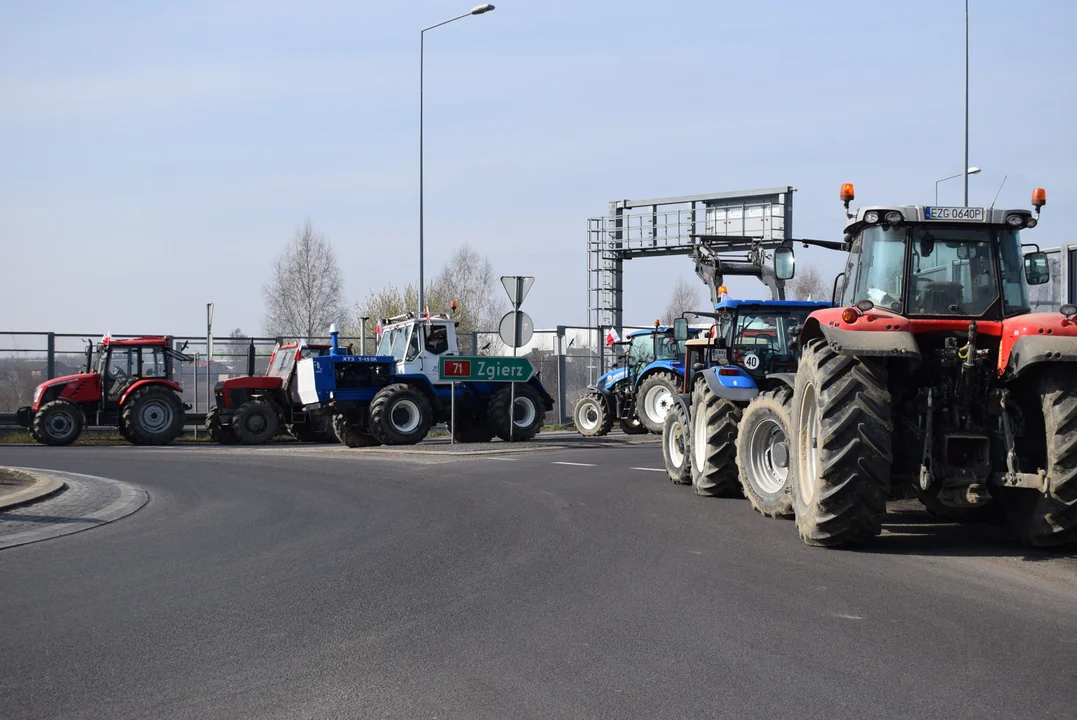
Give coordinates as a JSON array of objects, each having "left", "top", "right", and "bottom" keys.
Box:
[
  {"left": 419, "top": 4, "right": 495, "bottom": 319},
  {"left": 963, "top": 0, "right": 970, "bottom": 207},
  {"left": 936, "top": 167, "right": 981, "bottom": 205}
]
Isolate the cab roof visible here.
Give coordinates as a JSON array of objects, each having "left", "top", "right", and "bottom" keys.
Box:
[
  {"left": 102, "top": 336, "right": 171, "bottom": 347},
  {"left": 843, "top": 205, "right": 1034, "bottom": 236},
  {"left": 716, "top": 299, "right": 831, "bottom": 310}
]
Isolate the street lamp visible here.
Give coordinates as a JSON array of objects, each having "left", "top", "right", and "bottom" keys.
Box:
[
  {"left": 419, "top": 4, "right": 495, "bottom": 319},
  {"left": 936, "top": 167, "right": 981, "bottom": 205}
]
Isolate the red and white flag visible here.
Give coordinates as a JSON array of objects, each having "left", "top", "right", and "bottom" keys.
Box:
[
  {"left": 375, "top": 321, "right": 383, "bottom": 338},
  {"left": 605, "top": 328, "right": 621, "bottom": 346},
  {"left": 424, "top": 307, "right": 431, "bottom": 326}
]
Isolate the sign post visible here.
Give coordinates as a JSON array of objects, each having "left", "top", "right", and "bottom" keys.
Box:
[{"left": 500, "top": 276, "right": 535, "bottom": 442}]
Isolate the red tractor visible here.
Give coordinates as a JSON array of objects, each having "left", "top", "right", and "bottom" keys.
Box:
[
  {"left": 16, "top": 336, "right": 192, "bottom": 446},
  {"left": 787, "top": 184, "right": 1076, "bottom": 548},
  {"left": 205, "top": 341, "right": 337, "bottom": 445}
]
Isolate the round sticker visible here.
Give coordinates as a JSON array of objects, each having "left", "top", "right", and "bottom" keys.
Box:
[{"left": 743, "top": 352, "right": 760, "bottom": 370}]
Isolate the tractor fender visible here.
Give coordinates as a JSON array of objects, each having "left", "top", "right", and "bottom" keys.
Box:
[
  {"left": 634, "top": 360, "right": 684, "bottom": 390},
  {"left": 764, "top": 372, "right": 796, "bottom": 391},
  {"left": 801, "top": 314, "right": 921, "bottom": 360},
  {"left": 393, "top": 374, "right": 441, "bottom": 405},
  {"left": 1003, "top": 335, "right": 1077, "bottom": 378},
  {"left": 119, "top": 379, "right": 184, "bottom": 406},
  {"left": 527, "top": 377, "right": 555, "bottom": 411},
  {"left": 700, "top": 366, "right": 759, "bottom": 403}
]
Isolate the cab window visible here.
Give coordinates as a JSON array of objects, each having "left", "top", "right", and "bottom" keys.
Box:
[{"left": 425, "top": 325, "right": 449, "bottom": 355}]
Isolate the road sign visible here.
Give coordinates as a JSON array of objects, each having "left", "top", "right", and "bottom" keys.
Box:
[
  {"left": 501, "top": 276, "right": 534, "bottom": 308},
  {"left": 499, "top": 310, "right": 533, "bottom": 348},
  {"left": 439, "top": 356, "right": 536, "bottom": 383}
]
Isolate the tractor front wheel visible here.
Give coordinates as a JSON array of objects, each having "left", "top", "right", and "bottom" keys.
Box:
[
  {"left": 33, "top": 400, "right": 84, "bottom": 446},
  {"left": 231, "top": 400, "right": 280, "bottom": 445},
  {"left": 737, "top": 386, "right": 795, "bottom": 518},
  {"left": 637, "top": 372, "right": 679, "bottom": 433},
  {"left": 1009, "top": 367, "right": 1077, "bottom": 548},
  {"left": 370, "top": 384, "right": 433, "bottom": 445},
  {"left": 332, "top": 414, "right": 381, "bottom": 448},
  {"left": 662, "top": 401, "right": 691, "bottom": 484},
  {"left": 206, "top": 408, "right": 239, "bottom": 444},
  {"left": 489, "top": 384, "right": 544, "bottom": 442},
  {"left": 573, "top": 394, "right": 613, "bottom": 437},
  {"left": 791, "top": 339, "right": 892, "bottom": 547},
  {"left": 690, "top": 384, "right": 742, "bottom": 497},
  {"left": 122, "top": 386, "right": 186, "bottom": 445}
]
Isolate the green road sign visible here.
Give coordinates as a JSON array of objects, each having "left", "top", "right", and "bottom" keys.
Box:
[{"left": 438, "top": 356, "right": 536, "bottom": 383}]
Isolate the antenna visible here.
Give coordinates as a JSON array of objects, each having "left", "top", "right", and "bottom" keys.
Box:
[{"left": 989, "top": 174, "right": 1008, "bottom": 210}]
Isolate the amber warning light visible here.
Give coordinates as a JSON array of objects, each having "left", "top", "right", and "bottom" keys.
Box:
[
  {"left": 1032, "top": 188, "right": 1047, "bottom": 209},
  {"left": 840, "top": 183, "right": 855, "bottom": 202}
]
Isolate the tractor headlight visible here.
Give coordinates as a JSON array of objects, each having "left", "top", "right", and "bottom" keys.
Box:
[
  {"left": 1025, "top": 217, "right": 1038, "bottom": 228},
  {"left": 864, "top": 211, "right": 881, "bottom": 224},
  {"left": 33, "top": 385, "right": 43, "bottom": 404},
  {"left": 1006, "top": 214, "right": 1026, "bottom": 227},
  {"left": 884, "top": 211, "right": 903, "bottom": 225}
]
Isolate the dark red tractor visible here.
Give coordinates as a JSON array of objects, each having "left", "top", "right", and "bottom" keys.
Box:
[
  {"left": 16, "top": 336, "right": 193, "bottom": 446},
  {"left": 788, "top": 184, "right": 1077, "bottom": 548},
  {"left": 206, "top": 341, "right": 336, "bottom": 445}
]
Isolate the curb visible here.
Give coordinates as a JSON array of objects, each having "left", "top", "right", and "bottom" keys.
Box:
[{"left": 0, "top": 468, "right": 66, "bottom": 511}]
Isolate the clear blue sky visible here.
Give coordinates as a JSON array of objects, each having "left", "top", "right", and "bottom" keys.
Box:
[{"left": 3, "top": 0, "right": 1074, "bottom": 335}]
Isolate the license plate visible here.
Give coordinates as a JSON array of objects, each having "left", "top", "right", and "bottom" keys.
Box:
[{"left": 925, "top": 206, "right": 985, "bottom": 221}]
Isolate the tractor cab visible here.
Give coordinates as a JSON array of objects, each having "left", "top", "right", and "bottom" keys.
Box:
[{"left": 375, "top": 312, "right": 459, "bottom": 387}]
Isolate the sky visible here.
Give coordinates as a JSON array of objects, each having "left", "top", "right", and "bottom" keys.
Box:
[{"left": 2, "top": 0, "right": 1075, "bottom": 336}]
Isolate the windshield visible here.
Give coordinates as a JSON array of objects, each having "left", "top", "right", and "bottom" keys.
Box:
[
  {"left": 855, "top": 225, "right": 907, "bottom": 312},
  {"left": 727, "top": 308, "right": 812, "bottom": 369},
  {"left": 627, "top": 330, "right": 682, "bottom": 369},
  {"left": 93, "top": 344, "right": 108, "bottom": 374},
  {"left": 907, "top": 227, "right": 999, "bottom": 316},
  {"left": 996, "top": 228, "right": 1031, "bottom": 315},
  {"left": 376, "top": 326, "right": 410, "bottom": 361},
  {"left": 266, "top": 347, "right": 298, "bottom": 378}
]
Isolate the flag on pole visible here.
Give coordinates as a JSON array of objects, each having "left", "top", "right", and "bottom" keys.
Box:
[
  {"left": 605, "top": 328, "right": 620, "bottom": 346},
  {"left": 375, "top": 321, "right": 383, "bottom": 338},
  {"left": 424, "top": 307, "right": 431, "bottom": 327}
]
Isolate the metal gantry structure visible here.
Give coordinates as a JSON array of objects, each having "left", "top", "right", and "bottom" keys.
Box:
[{"left": 587, "top": 187, "right": 796, "bottom": 372}]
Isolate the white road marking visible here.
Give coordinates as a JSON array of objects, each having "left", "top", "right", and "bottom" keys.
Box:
[
  {"left": 630, "top": 467, "right": 666, "bottom": 473},
  {"left": 551, "top": 461, "right": 597, "bottom": 467},
  {"left": 833, "top": 613, "right": 865, "bottom": 621}
]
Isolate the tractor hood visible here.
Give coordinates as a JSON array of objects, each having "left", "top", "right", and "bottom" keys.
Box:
[
  {"left": 31, "top": 372, "right": 92, "bottom": 409},
  {"left": 214, "top": 376, "right": 285, "bottom": 392},
  {"left": 595, "top": 367, "right": 628, "bottom": 391}
]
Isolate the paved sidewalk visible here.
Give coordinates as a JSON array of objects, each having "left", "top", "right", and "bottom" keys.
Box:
[{"left": 0, "top": 469, "right": 148, "bottom": 550}]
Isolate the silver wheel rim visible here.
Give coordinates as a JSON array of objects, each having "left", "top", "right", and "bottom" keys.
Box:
[
  {"left": 747, "top": 416, "right": 788, "bottom": 495},
  {"left": 667, "top": 418, "right": 685, "bottom": 469},
  {"left": 47, "top": 411, "right": 74, "bottom": 437},
  {"left": 798, "top": 383, "right": 819, "bottom": 506},
  {"left": 391, "top": 399, "right": 422, "bottom": 434},
  {"left": 645, "top": 384, "right": 673, "bottom": 424},
  {"left": 514, "top": 397, "right": 537, "bottom": 428},
  {"left": 693, "top": 403, "right": 707, "bottom": 470},
  {"left": 139, "top": 400, "right": 173, "bottom": 433},
  {"left": 577, "top": 400, "right": 599, "bottom": 431}
]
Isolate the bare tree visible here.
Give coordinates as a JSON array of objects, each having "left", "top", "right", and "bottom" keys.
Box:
[
  {"left": 664, "top": 277, "right": 702, "bottom": 324},
  {"left": 262, "top": 220, "right": 345, "bottom": 339},
  {"left": 788, "top": 266, "right": 829, "bottom": 301},
  {"left": 227, "top": 328, "right": 247, "bottom": 339}
]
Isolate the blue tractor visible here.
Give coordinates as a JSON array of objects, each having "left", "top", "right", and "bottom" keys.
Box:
[{"left": 573, "top": 324, "right": 706, "bottom": 437}]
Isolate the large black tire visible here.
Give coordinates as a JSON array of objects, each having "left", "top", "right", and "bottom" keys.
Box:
[
  {"left": 689, "top": 384, "right": 742, "bottom": 497},
  {"left": 573, "top": 394, "right": 613, "bottom": 437},
  {"left": 448, "top": 412, "right": 496, "bottom": 443},
  {"left": 737, "top": 386, "right": 795, "bottom": 518},
  {"left": 332, "top": 414, "right": 381, "bottom": 448},
  {"left": 231, "top": 399, "right": 280, "bottom": 445},
  {"left": 206, "top": 408, "right": 239, "bottom": 445},
  {"left": 791, "top": 339, "right": 892, "bottom": 547},
  {"left": 662, "top": 401, "right": 691, "bottom": 485},
  {"left": 489, "top": 384, "right": 544, "bottom": 442},
  {"left": 32, "top": 400, "right": 84, "bottom": 446},
  {"left": 122, "top": 386, "right": 186, "bottom": 446},
  {"left": 620, "top": 414, "right": 648, "bottom": 435},
  {"left": 370, "top": 384, "right": 433, "bottom": 446},
  {"left": 1008, "top": 367, "right": 1077, "bottom": 548},
  {"left": 636, "top": 371, "right": 679, "bottom": 434}
]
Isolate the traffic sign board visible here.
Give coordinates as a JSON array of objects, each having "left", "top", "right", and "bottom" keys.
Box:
[
  {"left": 499, "top": 310, "right": 534, "bottom": 348},
  {"left": 501, "top": 276, "right": 534, "bottom": 308},
  {"left": 438, "top": 356, "right": 536, "bottom": 383}
]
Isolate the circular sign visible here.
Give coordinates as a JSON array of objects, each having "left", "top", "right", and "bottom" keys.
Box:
[
  {"left": 743, "top": 352, "right": 760, "bottom": 370},
  {"left": 499, "top": 311, "right": 534, "bottom": 348}
]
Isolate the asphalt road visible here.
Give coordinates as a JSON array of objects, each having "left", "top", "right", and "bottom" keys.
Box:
[{"left": 2, "top": 442, "right": 1076, "bottom": 720}]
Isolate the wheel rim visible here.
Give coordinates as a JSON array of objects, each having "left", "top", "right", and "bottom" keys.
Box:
[
  {"left": 798, "top": 383, "right": 819, "bottom": 506},
  {"left": 391, "top": 399, "right": 422, "bottom": 434},
  {"left": 46, "top": 411, "right": 74, "bottom": 437},
  {"left": 693, "top": 404, "right": 707, "bottom": 470},
  {"left": 667, "top": 417, "right": 685, "bottom": 469},
  {"left": 246, "top": 412, "right": 267, "bottom": 434},
  {"left": 514, "top": 397, "right": 537, "bottom": 428},
  {"left": 747, "top": 416, "right": 788, "bottom": 495},
  {"left": 645, "top": 384, "right": 673, "bottom": 424},
  {"left": 139, "top": 400, "right": 174, "bottom": 434},
  {"left": 577, "top": 400, "right": 599, "bottom": 431}
]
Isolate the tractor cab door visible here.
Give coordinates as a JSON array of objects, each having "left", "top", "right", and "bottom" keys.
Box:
[{"left": 102, "top": 346, "right": 138, "bottom": 405}]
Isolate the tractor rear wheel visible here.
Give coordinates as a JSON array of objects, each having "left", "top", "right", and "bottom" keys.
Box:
[
  {"left": 489, "top": 384, "right": 544, "bottom": 442},
  {"left": 574, "top": 394, "right": 613, "bottom": 437},
  {"left": 620, "top": 415, "right": 648, "bottom": 435},
  {"left": 1009, "top": 367, "right": 1077, "bottom": 548},
  {"left": 791, "top": 339, "right": 892, "bottom": 547},
  {"left": 231, "top": 399, "right": 280, "bottom": 445},
  {"left": 370, "top": 384, "right": 433, "bottom": 445},
  {"left": 637, "top": 372, "right": 679, "bottom": 433},
  {"left": 449, "top": 412, "right": 495, "bottom": 443},
  {"left": 690, "top": 384, "right": 742, "bottom": 497},
  {"left": 123, "top": 386, "right": 186, "bottom": 445},
  {"left": 332, "top": 414, "right": 381, "bottom": 448},
  {"left": 662, "top": 401, "right": 691, "bottom": 484},
  {"left": 737, "top": 386, "right": 795, "bottom": 518},
  {"left": 33, "top": 400, "right": 84, "bottom": 446},
  {"left": 206, "top": 408, "right": 239, "bottom": 444}
]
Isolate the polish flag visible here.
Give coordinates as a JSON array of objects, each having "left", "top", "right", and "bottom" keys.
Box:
[
  {"left": 605, "top": 328, "right": 621, "bottom": 346},
  {"left": 375, "top": 321, "right": 383, "bottom": 338},
  {"left": 424, "top": 307, "right": 431, "bottom": 326}
]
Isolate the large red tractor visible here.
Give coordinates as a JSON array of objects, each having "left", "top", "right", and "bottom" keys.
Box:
[
  {"left": 16, "top": 336, "right": 192, "bottom": 446},
  {"left": 788, "top": 184, "right": 1076, "bottom": 548},
  {"left": 206, "top": 341, "right": 336, "bottom": 445}
]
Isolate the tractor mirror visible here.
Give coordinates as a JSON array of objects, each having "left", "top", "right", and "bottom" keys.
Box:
[
  {"left": 774, "top": 247, "right": 795, "bottom": 280},
  {"left": 673, "top": 318, "right": 688, "bottom": 342},
  {"left": 1025, "top": 251, "right": 1050, "bottom": 286}
]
